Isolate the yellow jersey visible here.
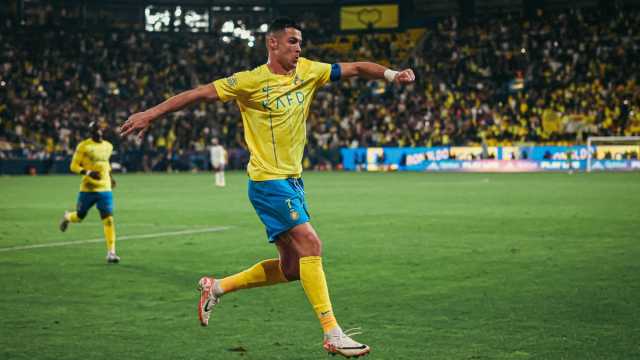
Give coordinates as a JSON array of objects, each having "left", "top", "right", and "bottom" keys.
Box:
[
  {"left": 213, "top": 57, "right": 332, "bottom": 181},
  {"left": 70, "top": 139, "right": 113, "bottom": 192}
]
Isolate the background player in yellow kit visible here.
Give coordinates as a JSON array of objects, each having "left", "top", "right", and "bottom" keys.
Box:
[
  {"left": 59, "top": 121, "right": 119, "bottom": 264},
  {"left": 120, "top": 18, "right": 414, "bottom": 358}
]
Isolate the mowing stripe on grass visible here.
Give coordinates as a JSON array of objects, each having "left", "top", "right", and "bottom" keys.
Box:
[{"left": 0, "top": 226, "right": 232, "bottom": 253}]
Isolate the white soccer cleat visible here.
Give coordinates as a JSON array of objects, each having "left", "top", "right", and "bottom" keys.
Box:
[
  {"left": 59, "top": 211, "right": 70, "bottom": 232},
  {"left": 323, "top": 332, "right": 370, "bottom": 358},
  {"left": 106, "top": 252, "right": 120, "bottom": 264},
  {"left": 197, "top": 277, "right": 220, "bottom": 326}
]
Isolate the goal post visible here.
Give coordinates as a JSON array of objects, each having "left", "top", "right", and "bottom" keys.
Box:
[{"left": 587, "top": 136, "right": 640, "bottom": 172}]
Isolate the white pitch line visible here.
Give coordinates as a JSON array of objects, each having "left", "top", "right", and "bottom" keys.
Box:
[{"left": 0, "top": 226, "right": 232, "bottom": 253}]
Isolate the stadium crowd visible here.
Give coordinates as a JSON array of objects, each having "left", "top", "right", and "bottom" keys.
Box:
[{"left": 1, "top": 6, "right": 639, "bottom": 171}]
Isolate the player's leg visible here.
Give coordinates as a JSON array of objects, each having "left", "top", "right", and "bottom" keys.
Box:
[
  {"left": 213, "top": 163, "right": 225, "bottom": 187},
  {"left": 278, "top": 224, "right": 334, "bottom": 325},
  {"left": 198, "top": 178, "right": 301, "bottom": 325},
  {"left": 200, "top": 226, "right": 306, "bottom": 301},
  {"left": 198, "top": 224, "right": 291, "bottom": 325},
  {"left": 197, "top": 251, "right": 291, "bottom": 327},
  {"left": 212, "top": 164, "right": 219, "bottom": 185},
  {"left": 197, "top": 257, "right": 289, "bottom": 326},
  {"left": 59, "top": 192, "right": 94, "bottom": 232},
  {"left": 97, "top": 191, "right": 119, "bottom": 263},
  {"left": 274, "top": 178, "right": 368, "bottom": 357},
  {"left": 253, "top": 178, "right": 339, "bottom": 332},
  {"left": 281, "top": 223, "right": 369, "bottom": 358},
  {"left": 218, "top": 165, "right": 226, "bottom": 187},
  {"left": 218, "top": 258, "right": 288, "bottom": 294}
]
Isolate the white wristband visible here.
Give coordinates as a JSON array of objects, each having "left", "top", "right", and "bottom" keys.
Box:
[{"left": 384, "top": 69, "right": 399, "bottom": 82}]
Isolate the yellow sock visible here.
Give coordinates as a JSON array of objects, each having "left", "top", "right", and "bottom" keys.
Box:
[
  {"left": 102, "top": 216, "right": 116, "bottom": 253},
  {"left": 67, "top": 212, "right": 82, "bottom": 223},
  {"left": 219, "top": 259, "right": 288, "bottom": 294},
  {"left": 300, "top": 256, "right": 339, "bottom": 333}
]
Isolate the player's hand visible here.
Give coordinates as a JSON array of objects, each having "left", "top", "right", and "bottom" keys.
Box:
[
  {"left": 394, "top": 69, "right": 416, "bottom": 84},
  {"left": 111, "top": 178, "right": 117, "bottom": 189},
  {"left": 120, "top": 111, "right": 155, "bottom": 139},
  {"left": 86, "top": 170, "right": 101, "bottom": 180}
]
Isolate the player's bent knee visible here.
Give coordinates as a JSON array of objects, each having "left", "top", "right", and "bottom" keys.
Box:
[
  {"left": 278, "top": 254, "right": 301, "bottom": 281},
  {"left": 282, "top": 263, "right": 300, "bottom": 281},
  {"left": 298, "top": 232, "right": 322, "bottom": 257}
]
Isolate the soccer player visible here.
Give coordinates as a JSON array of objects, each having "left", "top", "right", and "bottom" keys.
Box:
[
  {"left": 120, "top": 18, "right": 415, "bottom": 358},
  {"left": 209, "top": 137, "right": 227, "bottom": 187},
  {"left": 59, "top": 121, "right": 119, "bottom": 264}
]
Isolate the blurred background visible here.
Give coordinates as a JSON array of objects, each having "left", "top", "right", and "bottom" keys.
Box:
[
  {"left": 2, "top": 3, "right": 640, "bottom": 359},
  {"left": 1, "top": 0, "right": 639, "bottom": 174}
]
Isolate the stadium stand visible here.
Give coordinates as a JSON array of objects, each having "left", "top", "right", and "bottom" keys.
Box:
[{"left": 0, "top": 1, "right": 639, "bottom": 172}]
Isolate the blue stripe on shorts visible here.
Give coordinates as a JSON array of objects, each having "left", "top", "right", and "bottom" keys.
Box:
[{"left": 248, "top": 178, "right": 310, "bottom": 243}]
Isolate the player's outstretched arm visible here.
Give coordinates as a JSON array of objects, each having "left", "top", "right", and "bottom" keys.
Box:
[
  {"left": 338, "top": 62, "right": 415, "bottom": 84},
  {"left": 119, "top": 84, "right": 219, "bottom": 139}
]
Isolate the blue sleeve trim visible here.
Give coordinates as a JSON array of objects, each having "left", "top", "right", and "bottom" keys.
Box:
[{"left": 330, "top": 63, "right": 341, "bottom": 81}]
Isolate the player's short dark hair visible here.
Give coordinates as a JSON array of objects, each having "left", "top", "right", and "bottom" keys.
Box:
[{"left": 268, "top": 17, "right": 301, "bottom": 34}]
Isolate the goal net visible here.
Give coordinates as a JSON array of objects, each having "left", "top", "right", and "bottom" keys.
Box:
[{"left": 586, "top": 136, "right": 640, "bottom": 172}]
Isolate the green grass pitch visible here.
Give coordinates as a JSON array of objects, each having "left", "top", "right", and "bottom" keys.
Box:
[{"left": 1, "top": 171, "right": 639, "bottom": 359}]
